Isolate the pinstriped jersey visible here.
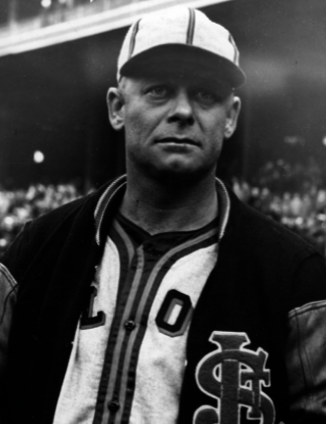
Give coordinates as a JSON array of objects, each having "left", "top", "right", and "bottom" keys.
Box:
[{"left": 53, "top": 177, "right": 230, "bottom": 424}]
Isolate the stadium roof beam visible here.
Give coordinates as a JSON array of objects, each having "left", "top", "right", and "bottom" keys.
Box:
[{"left": 0, "top": 0, "right": 233, "bottom": 57}]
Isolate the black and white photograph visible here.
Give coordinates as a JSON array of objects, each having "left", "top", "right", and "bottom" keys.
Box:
[{"left": 0, "top": 1, "right": 326, "bottom": 422}]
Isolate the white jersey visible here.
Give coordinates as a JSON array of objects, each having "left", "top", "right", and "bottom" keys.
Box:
[{"left": 53, "top": 178, "right": 230, "bottom": 424}]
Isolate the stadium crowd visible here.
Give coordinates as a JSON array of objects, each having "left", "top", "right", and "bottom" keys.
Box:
[
  {"left": 233, "top": 158, "right": 326, "bottom": 255},
  {"left": 0, "top": 183, "right": 81, "bottom": 257},
  {"left": 0, "top": 158, "right": 325, "bottom": 257}
]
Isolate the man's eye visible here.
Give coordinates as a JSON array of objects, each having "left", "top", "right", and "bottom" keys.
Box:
[
  {"left": 148, "top": 86, "right": 168, "bottom": 98},
  {"left": 196, "top": 91, "right": 216, "bottom": 103}
]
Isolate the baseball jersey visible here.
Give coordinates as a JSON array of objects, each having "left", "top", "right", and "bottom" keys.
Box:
[{"left": 53, "top": 179, "right": 230, "bottom": 424}]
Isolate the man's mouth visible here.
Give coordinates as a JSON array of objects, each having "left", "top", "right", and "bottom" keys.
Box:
[{"left": 156, "top": 138, "right": 199, "bottom": 146}]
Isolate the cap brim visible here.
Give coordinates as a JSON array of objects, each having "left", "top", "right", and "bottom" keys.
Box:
[{"left": 119, "top": 44, "right": 246, "bottom": 88}]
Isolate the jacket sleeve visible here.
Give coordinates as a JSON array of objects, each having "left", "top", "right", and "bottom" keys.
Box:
[
  {"left": 0, "top": 263, "right": 18, "bottom": 424},
  {"left": 286, "top": 254, "right": 326, "bottom": 423},
  {"left": 0, "top": 263, "right": 17, "bottom": 378},
  {"left": 0, "top": 227, "right": 29, "bottom": 423}
]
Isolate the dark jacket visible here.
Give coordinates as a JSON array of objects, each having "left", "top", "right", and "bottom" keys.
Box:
[{"left": 1, "top": 178, "right": 326, "bottom": 423}]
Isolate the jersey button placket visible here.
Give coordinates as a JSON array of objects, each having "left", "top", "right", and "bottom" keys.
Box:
[
  {"left": 124, "top": 319, "right": 136, "bottom": 332},
  {"left": 108, "top": 399, "right": 120, "bottom": 413}
]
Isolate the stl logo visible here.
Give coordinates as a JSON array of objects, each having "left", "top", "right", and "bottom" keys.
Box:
[{"left": 194, "top": 331, "right": 275, "bottom": 424}]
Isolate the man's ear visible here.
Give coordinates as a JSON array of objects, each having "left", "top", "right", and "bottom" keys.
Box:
[
  {"left": 224, "top": 96, "right": 241, "bottom": 139},
  {"left": 107, "top": 87, "right": 125, "bottom": 131}
]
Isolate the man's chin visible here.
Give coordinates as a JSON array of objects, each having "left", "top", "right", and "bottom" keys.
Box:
[{"left": 147, "top": 164, "right": 215, "bottom": 186}]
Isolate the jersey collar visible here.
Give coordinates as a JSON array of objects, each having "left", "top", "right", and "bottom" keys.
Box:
[{"left": 94, "top": 175, "right": 230, "bottom": 246}]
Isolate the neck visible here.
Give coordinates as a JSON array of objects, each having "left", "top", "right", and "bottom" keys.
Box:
[{"left": 119, "top": 171, "right": 218, "bottom": 234}]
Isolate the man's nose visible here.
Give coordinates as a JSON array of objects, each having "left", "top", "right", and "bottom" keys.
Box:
[{"left": 167, "top": 90, "right": 195, "bottom": 125}]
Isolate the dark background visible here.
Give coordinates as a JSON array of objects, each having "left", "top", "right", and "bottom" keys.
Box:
[{"left": 1, "top": 0, "right": 325, "bottom": 190}]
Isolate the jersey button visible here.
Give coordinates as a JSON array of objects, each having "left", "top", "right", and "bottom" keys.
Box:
[
  {"left": 124, "top": 320, "right": 136, "bottom": 332},
  {"left": 108, "top": 400, "right": 120, "bottom": 413}
]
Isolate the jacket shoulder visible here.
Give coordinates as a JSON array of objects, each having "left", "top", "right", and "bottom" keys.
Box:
[
  {"left": 27, "top": 191, "right": 95, "bottom": 233},
  {"left": 1, "top": 184, "right": 108, "bottom": 281},
  {"left": 223, "top": 188, "right": 326, "bottom": 320},
  {"left": 226, "top": 188, "right": 319, "bottom": 261}
]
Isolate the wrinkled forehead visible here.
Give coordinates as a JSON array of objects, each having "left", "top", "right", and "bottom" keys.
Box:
[{"left": 120, "top": 45, "right": 234, "bottom": 95}]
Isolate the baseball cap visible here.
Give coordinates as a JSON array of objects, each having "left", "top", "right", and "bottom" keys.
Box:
[{"left": 117, "top": 7, "right": 246, "bottom": 88}]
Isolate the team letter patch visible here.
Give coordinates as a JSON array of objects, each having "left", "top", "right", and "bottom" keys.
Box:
[
  {"left": 194, "top": 331, "right": 275, "bottom": 424},
  {"left": 156, "top": 289, "right": 193, "bottom": 337},
  {"left": 80, "top": 286, "right": 106, "bottom": 330}
]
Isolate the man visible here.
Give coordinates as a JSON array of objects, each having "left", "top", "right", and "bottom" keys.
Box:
[{"left": 1, "top": 7, "right": 326, "bottom": 424}]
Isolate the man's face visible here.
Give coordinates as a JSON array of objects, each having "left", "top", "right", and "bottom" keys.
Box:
[{"left": 108, "top": 58, "right": 241, "bottom": 183}]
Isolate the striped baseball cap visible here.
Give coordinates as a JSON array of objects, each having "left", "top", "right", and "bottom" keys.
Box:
[{"left": 117, "top": 7, "right": 246, "bottom": 88}]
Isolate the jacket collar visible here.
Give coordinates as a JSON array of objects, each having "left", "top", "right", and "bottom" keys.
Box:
[{"left": 94, "top": 174, "right": 231, "bottom": 245}]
